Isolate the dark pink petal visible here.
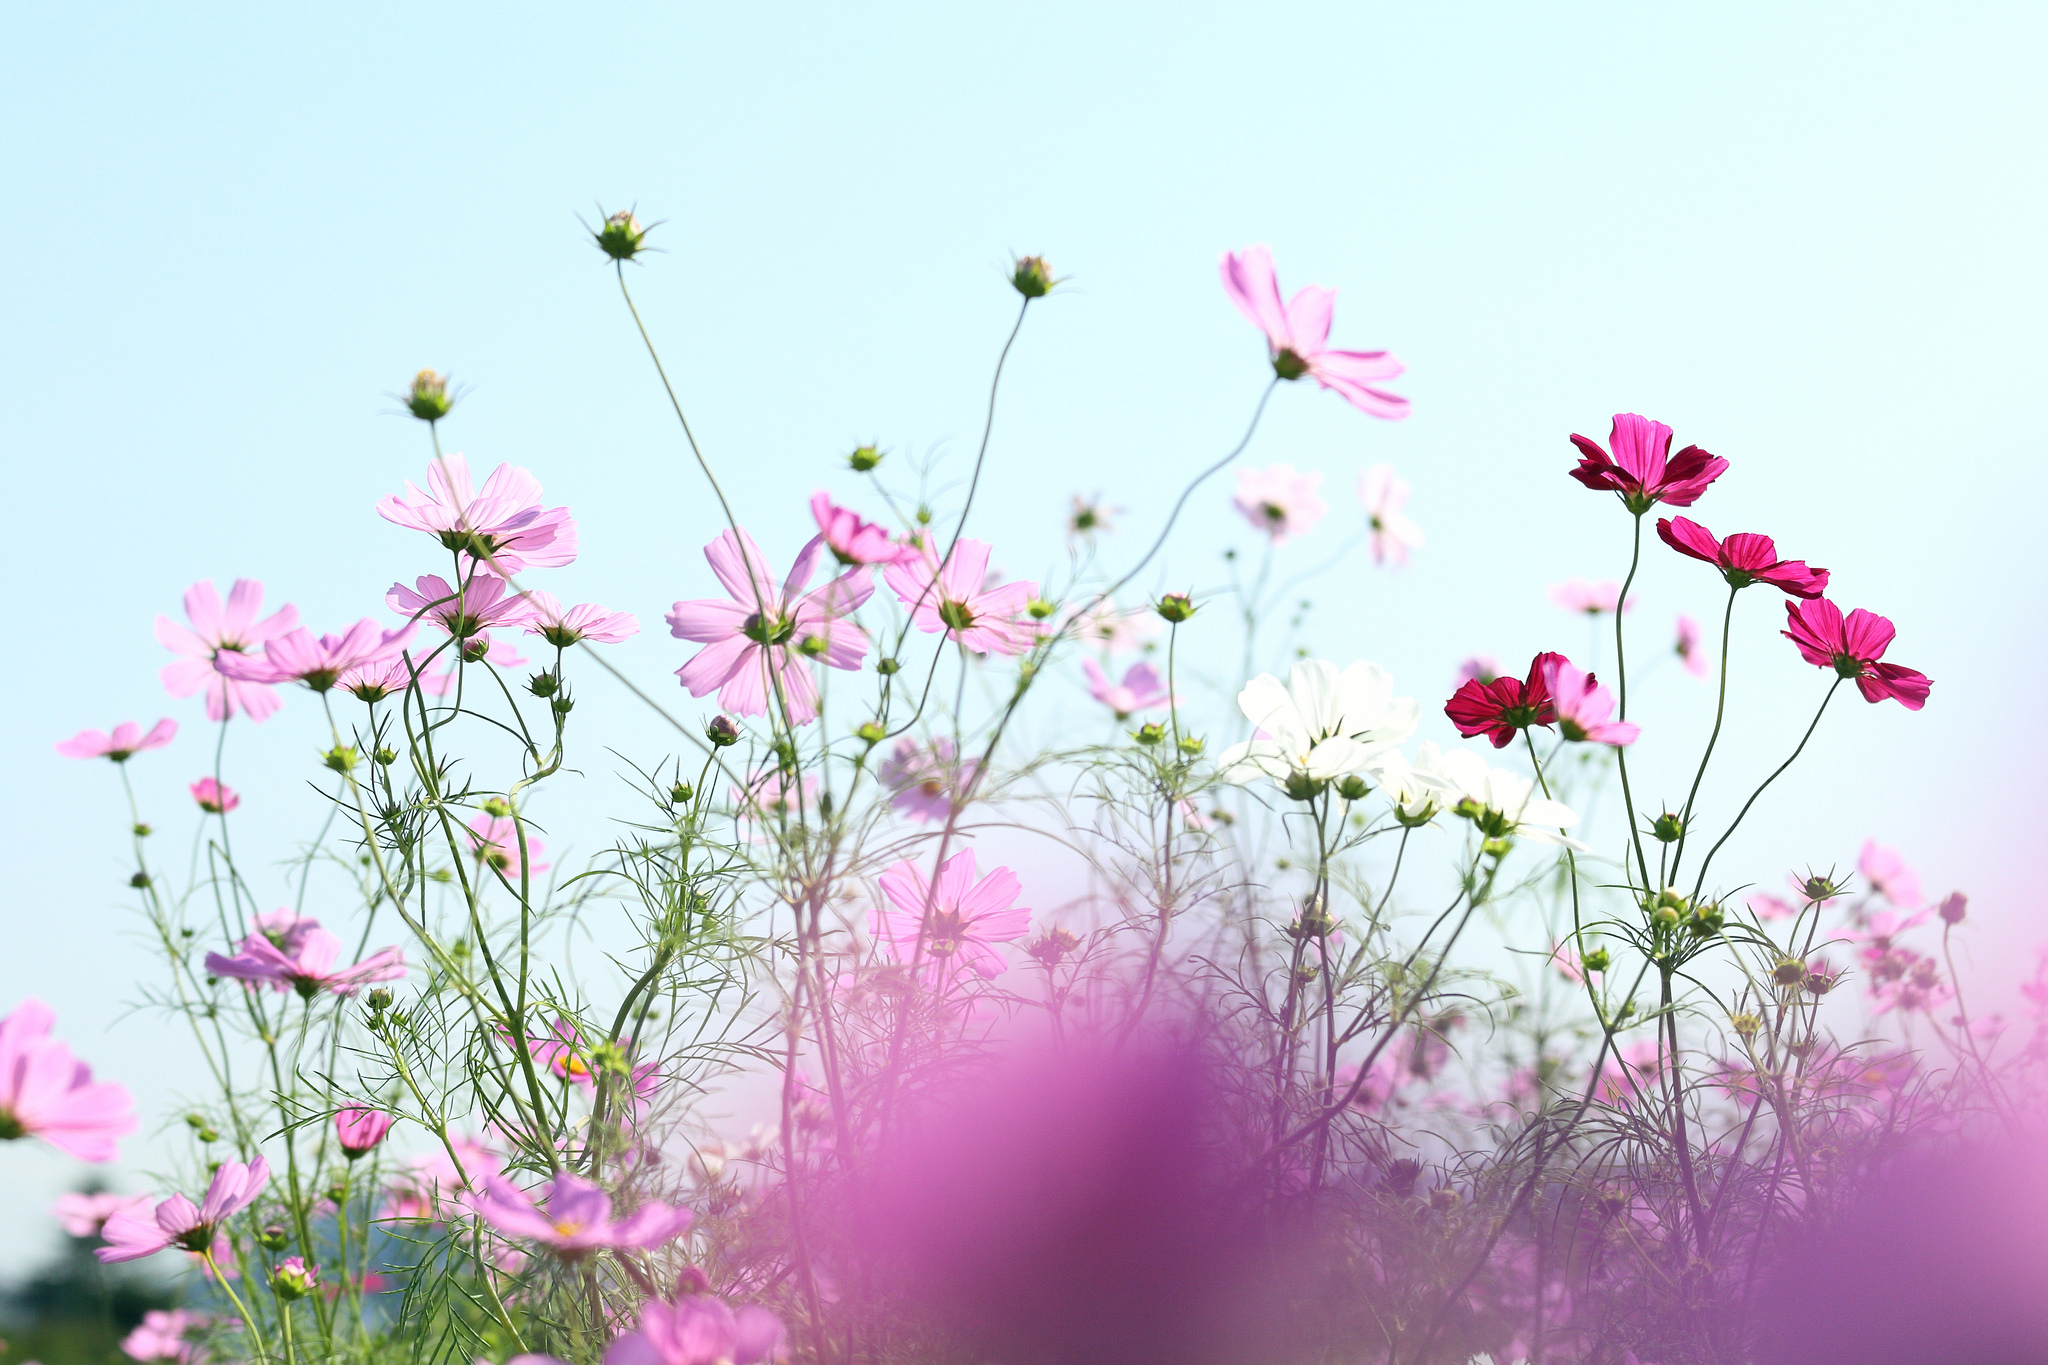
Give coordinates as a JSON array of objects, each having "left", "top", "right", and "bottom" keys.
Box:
[{"left": 1656, "top": 516, "right": 1723, "bottom": 564}]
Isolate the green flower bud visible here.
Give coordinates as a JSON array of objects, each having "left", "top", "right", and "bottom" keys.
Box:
[
  {"left": 1582, "top": 948, "right": 1612, "bottom": 973},
  {"left": 1651, "top": 811, "right": 1685, "bottom": 843},
  {"left": 1773, "top": 957, "right": 1806, "bottom": 987},
  {"left": 374, "top": 746, "right": 397, "bottom": 766},
  {"left": 197, "top": 1127, "right": 219, "bottom": 1143},
  {"left": 1026, "top": 597, "right": 1058, "bottom": 621},
  {"left": 481, "top": 797, "right": 514, "bottom": 818},
  {"left": 132, "top": 823, "right": 152, "bottom": 838},
  {"left": 526, "top": 671, "right": 560, "bottom": 698},
  {"left": 1177, "top": 735, "right": 1205, "bottom": 757},
  {"left": 322, "top": 745, "right": 359, "bottom": 774},
  {"left": 1687, "top": 902, "right": 1725, "bottom": 938},
  {"left": 875, "top": 657, "right": 901, "bottom": 676},
  {"left": 1131, "top": 722, "right": 1166, "bottom": 746},
  {"left": 271, "top": 1257, "right": 319, "bottom": 1300},
  {"left": 1282, "top": 772, "right": 1326, "bottom": 802},
  {"left": 1156, "top": 593, "right": 1196, "bottom": 623},
  {"left": 1336, "top": 774, "right": 1370, "bottom": 802},
  {"left": 856, "top": 721, "right": 887, "bottom": 745},
  {"left": 847, "top": 443, "right": 883, "bottom": 472},
  {"left": 129, "top": 871, "right": 152, "bottom": 889},
  {"left": 593, "top": 208, "right": 651, "bottom": 262},
  {"left": 258, "top": 1225, "right": 290, "bottom": 1252},
  {"left": 405, "top": 369, "right": 454, "bottom": 423},
  {"left": 365, "top": 988, "right": 393, "bottom": 1013},
  {"left": 669, "top": 781, "right": 695, "bottom": 806},
  {"left": 1010, "top": 254, "right": 1056, "bottom": 298}
]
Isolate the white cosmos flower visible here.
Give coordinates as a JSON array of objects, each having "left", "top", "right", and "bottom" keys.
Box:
[
  {"left": 1433, "top": 748, "right": 1586, "bottom": 850},
  {"left": 1217, "top": 659, "right": 1419, "bottom": 790},
  {"left": 1373, "top": 741, "right": 1464, "bottom": 822}
]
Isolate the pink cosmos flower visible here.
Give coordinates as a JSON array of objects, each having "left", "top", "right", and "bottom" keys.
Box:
[
  {"left": 1068, "top": 494, "right": 1120, "bottom": 541},
  {"left": 56, "top": 719, "right": 177, "bottom": 762},
  {"left": 520, "top": 589, "right": 639, "bottom": 647},
  {"left": 1456, "top": 655, "right": 1500, "bottom": 686},
  {"left": 189, "top": 777, "right": 238, "bottom": 814},
  {"left": 1547, "top": 579, "right": 1635, "bottom": 616},
  {"left": 155, "top": 580, "right": 297, "bottom": 722},
  {"left": 1594, "top": 1039, "right": 1667, "bottom": 1106},
  {"left": 604, "top": 1293, "right": 785, "bottom": 1365},
  {"left": 731, "top": 769, "right": 820, "bottom": 827},
  {"left": 1357, "top": 464, "right": 1423, "bottom": 567},
  {"left": 878, "top": 738, "right": 980, "bottom": 823},
  {"left": 1218, "top": 245, "right": 1409, "bottom": 418},
  {"left": 219, "top": 621, "right": 418, "bottom": 693},
  {"left": 468, "top": 814, "right": 549, "bottom": 880},
  {"left": 377, "top": 454, "right": 578, "bottom": 572},
  {"left": 335, "top": 1106, "right": 394, "bottom": 1157},
  {"left": 1541, "top": 657, "right": 1640, "bottom": 746},
  {"left": 250, "top": 908, "right": 322, "bottom": 955},
  {"left": 810, "top": 492, "right": 904, "bottom": 566},
  {"left": 1082, "top": 660, "right": 1173, "bottom": 718},
  {"left": 1067, "top": 597, "right": 1158, "bottom": 654},
  {"left": 874, "top": 849, "right": 1031, "bottom": 981},
  {"left": 336, "top": 652, "right": 454, "bottom": 703},
  {"left": 1748, "top": 893, "right": 1797, "bottom": 921},
  {"left": 388, "top": 1134, "right": 501, "bottom": 1221},
  {"left": 1567, "top": 413, "right": 1727, "bottom": 513},
  {"left": 0, "top": 999, "right": 136, "bottom": 1162},
  {"left": 1674, "top": 613, "right": 1708, "bottom": 677},
  {"left": 121, "top": 1308, "right": 215, "bottom": 1364},
  {"left": 469, "top": 1172, "right": 692, "bottom": 1260},
  {"left": 503, "top": 1018, "right": 659, "bottom": 1108},
  {"left": 388, "top": 574, "right": 536, "bottom": 645},
  {"left": 97, "top": 1158, "right": 270, "bottom": 1264},
  {"left": 1232, "top": 464, "right": 1327, "bottom": 545},
  {"left": 668, "top": 530, "right": 873, "bottom": 723},
  {"left": 1858, "top": 840, "right": 1922, "bottom": 909},
  {"left": 204, "top": 928, "right": 405, "bottom": 999},
  {"left": 56, "top": 1191, "right": 151, "bottom": 1239},
  {"left": 1655, "top": 517, "right": 1830, "bottom": 598},
  {"left": 1780, "top": 599, "right": 1932, "bottom": 709},
  {"left": 883, "top": 537, "right": 1039, "bottom": 656}
]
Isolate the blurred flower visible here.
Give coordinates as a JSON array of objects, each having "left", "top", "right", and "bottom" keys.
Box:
[
  {"left": 469, "top": 1172, "right": 692, "bottom": 1259},
  {"left": 1748, "top": 892, "right": 1798, "bottom": 921},
  {"left": 188, "top": 777, "right": 238, "bottom": 813},
  {"left": 1082, "top": 660, "right": 1173, "bottom": 718},
  {"left": 377, "top": 454, "right": 578, "bottom": 572},
  {"left": 55, "top": 719, "right": 176, "bottom": 762},
  {"left": 0, "top": 999, "right": 135, "bottom": 1162},
  {"left": 1067, "top": 596, "right": 1158, "bottom": 654},
  {"left": 1219, "top": 245, "right": 1409, "bottom": 418},
  {"left": 120, "top": 1308, "right": 215, "bottom": 1364},
  {"left": 1594, "top": 1039, "right": 1667, "bottom": 1105},
  {"left": 468, "top": 814, "right": 549, "bottom": 880},
  {"left": 1547, "top": 579, "right": 1635, "bottom": 616},
  {"left": 1858, "top": 839, "right": 1923, "bottom": 908},
  {"left": 251, "top": 908, "right": 321, "bottom": 954},
  {"left": 271, "top": 1256, "right": 318, "bottom": 1299},
  {"left": 1357, "top": 464, "right": 1423, "bottom": 567},
  {"left": 1656, "top": 516, "right": 1829, "bottom": 598},
  {"left": 884, "top": 537, "right": 1039, "bottom": 656},
  {"left": 731, "top": 768, "right": 820, "bottom": 826},
  {"left": 1219, "top": 660, "right": 1418, "bottom": 790},
  {"left": 1541, "top": 656, "right": 1639, "bottom": 746},
  {"left": 1567, "top": 413, "right": 1727, "bottom": 513},
  {"left": 1781, "top": 599, "right": 1932, "bottom": 709},
  {"left": 155, "top": 579, "right": 297, "bottom": 723},
  {"left": 403, "top": 368, "right": 454, "bottom": 423},
  {"left": 1550, "top": 940, "right": 1603, "bottom": 985},
  {"left": 1231, "top": 463, "right": 1327, "bottom": 545},
  {"left": 810, "top": 492, "right": 904, "bottom": 566},
  {"left": 1675, "top": 613, "right": 1709, "bottom": 677},
  {"left": 603, "top": 1292, "right": 785, "bottom": 1365},
  {"left": 875, "top": 849, "right": 1031, "bottom": 981},
  {"left": 1456, "top": 655, "right": 1499, "bottom": 685},
  {"left": 879, "top": 737, "right": 980, "bottom": 823},
  {"left": 97, "top": 1159, "right": 269, "bottom": 1264},
  {"left": 1444, "top": 651, "right": 1567, "bottom": 748},
  {"left": 1068, "top": 494, "right": 1119, "bottom": 541},
  {"left": 218, "top": 621, "right": 417, "bottom": 693},
  {"left": 521, "top": 589, "right": 639, "bottom": 647},
  {"left": 55, "top": 1191, "right": 151, "bottom": 1239},
  {"left": 334, "top": 1106, "right": 394, "bottom": 1158},
  {"left": 1435, "top": 748, "right": 1586, "bottom": 849},
  {"left": 204, "top": 928, "right": 405, "bottom": 1000}
]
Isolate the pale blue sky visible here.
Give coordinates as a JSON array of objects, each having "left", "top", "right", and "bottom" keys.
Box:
[{"left": 4, "top": 1, "right": 2044, "bottom": 1266}]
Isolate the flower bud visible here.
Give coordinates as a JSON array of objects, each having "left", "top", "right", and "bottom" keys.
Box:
[
  {"left": 1802, "top": 968, "right": 1836, "bottom": 996},
  {"left": 130, "top": 871, "right": 152, "bottom": 888},
  {"left": 1939, "top": 891, "right": 1968, "bottom": 925},
  {"left": 669, "top": 781, "right": 695, "bottom": 805},
  {"left": 197, "top": 1127, "right": 219, "bottom": 1143},
  {"left": 185, "top": 1112, "right": 209, "bottom": 1131},
  {"left": 258, "top": 1225, "right": 291, "bottom": 1252},
  {"left": 1283, "top": 772, "right": 1326, "bottom": 802},
  {"left": 1687, "top": 902, "right": 1725, "bottom": 938},
  {"left": 526, "top": 671, "right": 560, "bottom": 698},
  {"left": 1156, "top": 592, "right": 1196, "bottom": 623},
  {"left": 875, "top": 657, "right": 901, "bottom": 676},
  {"left": 706, "top": 715, "right": 741, "bottom": 747},
  {"left": 856, "top": 721, "right": 886, "bottom": 746},
  {"left": 133, "top": 823, "right": 153, "bottom": 838},
  {"left": 1131, "top": 722, "right": 1166, "bottom": 746},
  {"left": 1026, "top": 597, "right": 1057, "bottom": 621},
  {"left": 594, "top": 208, "right": 651, "bottom": 262},
  {"left": 365, "top": 988, "right": 393, "bottom": 1014},
  {"left": 1772, "top": 957, "right": 1806, "bottom": 987},
  {"left": 405, "top": 370, "right": 454, "bottom": 423},
  {"left": 1428, "top": 1187, "right": 1462, "bottom": 1215},
  {"left": 1582, "top": 948, "right": 1611, "bottom": 974},
  {"left": 1178, "top": 735, "right": 1205, "bottom": 757},
  {"left": 271, "top": 1256, "right": 319, "bottom": 1301},
  {"left": 1731, "top": 1012, "right": 1761, "bottom": 1038},
  {"left": 1481, "top": 837, "right": 1515, "bottom": 859},
  {"left": 1651, "top": 905, "right": 1680, "bottom": 929},
  {"left": 677, "top": 1267, "right": 713, "bottom": 1297},
  {"left": 847, "top": 443, "right": 883, "bottom": 472},
  {"left": 1798, "top": 872, "right": 1843, "bottom": 902},
  {"left": 481, "top": 797, "right": 514, "bottom": 819},
  {"left": 551, "top": 695, "right": 574, "bottom": 716},
  {"left": 322, "top": 745, "right": 358, "bottom": 774},
  {"left": 1010, "top": 254, "right": 1055, "bottom": 298},
  {"left": 1651, "top": 811, "right": 1685, "bottom": 843},
  {"left": 1026, "top": 927, "right": 1080, "bottom": 967},
  {"left": 1336, "top": 774, "right": 1371, "bottom": 802}
]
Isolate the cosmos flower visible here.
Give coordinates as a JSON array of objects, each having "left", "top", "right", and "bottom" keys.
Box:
[
  {"left": 97, "top": 1158, "right": 270, "bottom": 1264},
  {"left": 335, "top": 653, "right": 454, "bottom": 703},
  {"left": 203, "top": 928, "right": 406, "bottom": 999},
  {"left": 878, "top": 738, "right": 981, "bottom": 823},
  {"left": 810, "top": 492, "right": 904, "bottom": 566},
  {"left": 874, "top": 849, "right": 1032, "bottom": 981},
  {"left": 387, "top": 574, "right": 536, "bottom": 644},
  {"left": 1675, "top": 614, "right": 1708, "bottom": 677},
  {"left": 1781, "top": 599, "right": 1932, "bottom": 709},
  {"left": 883, "top": 537, "right": 1039, "bottom": 656},
  {"left": 1218, "top": 245, "right": 1409, "bottom": 418},
  {"left": 1217, "top": 659, "right": 1419, "bottom": 790},
  {"left": 188, "top": 777, "right": 239, "bottom": 813},
  {"left": 522, "top": 590, "right": 639, "bottom": 647},
  {"left": 1082, "top": 660, "right": 1173, "bottom": 718},
  {"left": 1432, "top": 748, "right": 1586, "bottom": 849},
  {"left": 218, "top": 621, "right": 418, "bottom": 693},
  {"left": 1858, "top": 840, "right": 1922, "bottom": 909},
  {"left": 469, "top": 1171, "right": 692, "bottom": 1259},
  {"left": 1067, "top": 495, "right": 1120, "bottom": 541},
  {"left": 1066, "top": 597, "right": 1158, "bottom": 654},
  {"left": 56, "top": 719, "right": 177, "bottom": 761},
  {"left": 1541, "top": 657, "right": 1639, "bottom": 746},
  {"left": 1444, "top": 652, "right": 1568, "bottom": 748},
  {"left": 603, "top": 1293, "right": 785, "bottom": 1365},
  {"left": 155, "top": 580, "right": 298, "bottom": 723},
  {"left": 0, "top": 1000, "right": 136, "bottom": 1162},
  {"left": 55, "top": 1191, "right": 151, "bottom": 1239},
  {"left": 469, "top": 814, "right": 550, "bottom": 881},
  {"left": 1655, "top": 517, "right": 1829, "bottom": 597},
  {"left": 119, "top": 1308, "right": 215, "bottom": 1364},
  {"left": 334, "top": 1106, "right": 394, "bottom": 1158},
  {"left": 1567, "top": 413, "right": 1727, "bottom": 512},
  {"left": 1357, "top": 464, "right": 1423, "bottom": 567},
  {"left": 1231, "top": 464, "right": 1327, "bottom": 545},
  {"left": 377, "top": 453, "right": 578, "bottom": 572},
  {"left": 1547, "top": 580, "right": 1635, "bottom": 616}
]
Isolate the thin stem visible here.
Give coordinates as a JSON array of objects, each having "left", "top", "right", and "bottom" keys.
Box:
[{"left": 1689, "top": 680, "right": 1843, "bottom": 898}]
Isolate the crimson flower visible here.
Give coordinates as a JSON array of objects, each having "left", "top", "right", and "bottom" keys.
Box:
[
  {"left": 204, "top": 927, "right": 406, "bottom": 999},
  {"left": 1656, "top": 517, "right": 1829, "bottom": 597},
  {"left": 1781, "top": 599, "right": 1932, "bottom": 709},
  {"left": 1443, "top": 651, "right": 1568, "bottom": 748},
  {"left": 1219, "top": 246, "right": 1409, "bottom": 418},
  {"left": 1568, "top": 413, "right": 1727, "bottom": 513}
]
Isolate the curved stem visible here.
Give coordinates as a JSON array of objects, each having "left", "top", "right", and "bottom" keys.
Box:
[
  {"left": 1668, "top": 583, "right": 1739, "bottom": 884},
  {"left": 1689, "top": 680, "right": 1842, "bottom": 899}
]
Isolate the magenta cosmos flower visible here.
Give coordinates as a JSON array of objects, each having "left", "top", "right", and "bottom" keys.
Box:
[
  {"left": 1218, "top": 245, "right": 1409, "bottom": 418},
  {"left": 504, "top": 1017, "right": 661, "bottom": 1108},
  {"left": 56, "top": 719, "right": 177, "bottom": 762},
  {"left": 189, "top": 777, "right": 238, "bottom": 813},
  {"left": 155, "top": 579, "right": 298, "bottom": 722},
  {"left": 883, "top": 537, "right": 1039, "bottom": 656},
  {"left": 1540, "top": 657, "right": 1640, "bottom": 747},
  {"left": 1232, "top": 464, "right": 1327, "bottom": 545},
  {"left": 469, "top": 1172, "right": 692, "bottom": 1260},
  {"left": 605, "top": 1292, "right": 785, "bottom": 1365},
  {"left": 1082, "top": 660, "right": 1173, "bottom": 718},
  {"left": 874, "top": 849, "right": 1031, "bottom": 981},
  {"left": 204, "top": 927, "right": 405, "bottom": 999},
  {"left": 0, "top": 1000, "right": 136, "bottom": 1162},
  {"left": 219, "top": 620, "right": 417, "bottom": 693},
  {"left": 387, "top": 574, "right": 535, "bottom": 648},
  {"left": 469, "top": 813, "right": 549, "bottom": 880},
  {"left": 1358, "top": 463, "right": 1423, "bottom": 567},
  {"left": 97, "top": 1158, "right": 269, "bottom": 1263},
  {"left": 521, "top": 589, "right": 639, "bottom": 646},
  {"left": 334, "top": 1106, "right": 394, "bottom": 1158},
  {"left": 1568, "top": 414, "right": 1728, "bottom": 513},
  {"left": 377, "top": 453, "right": 578, "bottom": 571},
  {"left": 878, "top": 737, "right": 980, "bottom": 823},
  {"left": 1444, "top": 652, "right": 1567, "bottom": 748},
  {"left": 667, "top": 529, "right": 873, "bottom": 724},
  {"left": 1656, "top": 517, "right": 1829, "bottom": 598},
  {"left": 1781, "top": 599, "right": 1932, "bottom": 709},
  {"left": 810, "top": 492, "right": 905, "bottom": 566}
]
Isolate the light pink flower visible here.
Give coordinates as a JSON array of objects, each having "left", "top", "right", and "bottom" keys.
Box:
[
  {"left": 189, "top": 777, "right": 238, "bottom": 814},
  {"left": 810, "top": 492, "right": 905, "bottom": 566},
  {"left": 1675, "top": 613, "right": 1708, "bottom": 677},
  {"left": 250, "top": 909, "right": 322, "bottom": 954},
  {"left": 468, "top": 814, "right": 549, "bottom": 880},
  {"left": 1081, "top": 660, "right": 1173, "bottom": 719},
  {"left": 1541, "top": 657, "right": 1640, "bottom": 747},
  {"left": 56, "top": 1191, "right": 151, "bottom": 1239},
  {"left": 336, "top": 653, "right": 454, "bottom": 703},
  {"left": 204, "top": 928, "right": 405, "bottom": 1000},
  {"left": 1357, "top": 464, "right": 1423, "bottom": 567},
  {"left": 0, "top": 999, "right": 136, "bottom": 1162},
  {"left": 469, "top": 1172, "right": 692, "bottom": 1259},
  {"left": 1547, "top": 580, "right": 1635, "bottom": 616},
  {"left": 1218, "top": 245, "right": 1409, "bottom": 419},
  {"left": 1594, "top": 1039, "right": 1666, "bottom": 1106},
  {"left": 155, "top": 580, "right": 297, "bottom": 723},
  {"left": 882, "top": 537, "right": 1039, "bottom": 656},
  {"left": 1858, "top": 840, "right": 1922, "bottom": 909},
  {"left": 1456, "top": 656, "right": 1500, "bottom": 686},
  {"left": 56, "top": 719, "right": 177, "bottom": 762},
  {"left": 377, "top": 453, "right": 578, "bottom": 572},
  {"left": 388, "top": 1134, "right": 501, "bottom": 1221},
  {"left": 335, "top": 1106, "right": 394, "bottom": 1157},
  {"left": 1066, "top": 597, "right": 1158, "bottom": 654},
  {"left": 878, "top": 738, "right": 980, "bottom": 823},
  {"left": 730, "top": 768, "right": 821, "bottom": 826},
  {"left": 388, "top": 574, "right": 535, "bottom": 644},
  {"left": 874, "top": 849, "right": 1031, "bottom": 981},
  {"left": 1748, "top": 893, "right": 1797, "bottom": 921},
  {"left": 97, "top": 1158, "right": 269, "bottom": 1263},
  {"left": 604, "top": 1293, "right": 785, "bottom": 1365},
  {"left": 1068, "top": 494, "right": 1120, "bottom": 541},
  {"left": 1232, "top": 464, "right": 1327, "bottom": 545},
  {"left": 219, "top": 621, "right": 417, "bottom": 693},
  {"left": 668, "top": 530, "right": 873, "bottom": 723},
  {"left": 521, "top": 589, "right": 639, "bottom": 647},
  {"left": 121, "top": 1308, "right": 214, "bottom": 1364}
]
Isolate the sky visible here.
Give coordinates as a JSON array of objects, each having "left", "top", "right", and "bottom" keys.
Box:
[{"left": 3, "top": 0, "right": 2044, "bottom": 1270}]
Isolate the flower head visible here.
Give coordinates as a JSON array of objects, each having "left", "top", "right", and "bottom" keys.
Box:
[
  {"left": 388, "top": 574, "right": 536, "bottom": 645},
  {"left": 520, "top": 589, "right": 639, "bottom": 647},
  {"left": 1232, "top": 464, "right": 1327, "bottom": 545},
  {"left": 1357, "top": 464, "right": 1423, "bottom": 567},
  {"left": 469, "top": 814, "right": 549, "bottom": 881},
  {"left": 1547, "top": 579, "right": 1635, "bottom": 616},
  {"left": 56, "top": 719, "right": 177, "bottom": 762},
  {"left": 155, "top": 580, "right": 298, "bottom": 723},
  {"left": 1858, "top": 840, "right": 1922, "bottom": 909},
  {"left": 469, "top": 1171, "right": 692, "bottom": 1259},
  {"left": 204, "top": 929, "right": 405, "bottom": 1000},
  {"left": 1067, "top": 494, "right": 1119, "bottom": 541},
  {"left": 97, "top": 1158, "right": 269, "bottom": 1263},
  {"left": 404, "top": 369, "right": 454, "bottom": 422},
  {"left": 0, "top": 1000, "right": 135, "bottom": 1162},
  {"left": 334, "top": 1106, "right": 394, "bottom": 1158},
  {"left": 1781, "top": 599, "right": 1932, "bottom": 709},
  {"left": 1674, "top": 614, "right": 1708, "bottom": 677},
  {"left": 605, "top": 1293, "right": 785, "bottom": 1365},
  {"left": 1067, "top": 596, "right": 1158, "bottom": 654},
  {"left": 875, "top": 849, "right": 1032, "bottom": 982},
  {"left": 219, "top": 621, "right": 418, "bottom": 693},
  {"left": 1081, "top": 660, "right": 1174, "bottom": 719},
  {"left": 1434, "top": 748, "right": 1585, "bottom": 849},
  {"left": 56, "top": 1191, "right": 151, "bottom": 1239},
  {"left": 878, "top": 738, "right": 981, "bottom": 823},
  {"left": 251, "top": 908, "right": 322, "bottom": 955},
  {"left": 1567, "top": 414, "right": 1727, "bottom": 513},
  {"left": 377, "top": 454, "right": 578, "bottom": 572},
  {"left": 1444, "top": 652, "right": 1568, "bottom": 748},
  {"left": 1218, "top": 659, "right": 1419, "bottom": 792},
  {"left": 271, "top": 1256, "right": 319, "bottom": 1299},
  {"left": 189, "top": 777, "right": 239, "bottom": 813},
  {"left": 1656, "top": 517, "right": 1829, "bottom": 597},
  {"left": 1219, "top": 246, "right": 1409, "bottom": 418},
  {"left": 810, "top": 493, "right": 904, "bottom": 567},
  {"left": 1541, "top": 657, "right": 1640, "bottom": 747},
  {"left": 120, "top": 1309, "right": 215, "bottom": 1364},
  {"left": 883, "top": 538, "right": 1038, "bottom": 656},
  {"left": 335, "top": 652, "right": 453, "bottom": 703}
]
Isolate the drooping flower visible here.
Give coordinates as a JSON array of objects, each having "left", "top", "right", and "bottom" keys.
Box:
[
  {"left": 218, "top": 621, "right": 418, "bottom": 693},
  {"left": 883, "top": 537, "right": 1038, "bottom": 656},
  {"left": 1231, "top": 464, "right": 1327, "bottom": 545},
  {"left": 810, "top": 492, "right": 904, "bottom": 566},
  {"left": 1082, "top": 660, "right": 1173, "bottom": 719},
  {"left": 1781, "top": 599, "right": 1932, "bottom": 709},
  {"left": 1567, "top": 413, "right": 1727, "bottom": 513},
  {"left": 334, "top": 1106, "right": 394, "bottom": 1158},
  {"left": 668, "top": 530, "right": 874, "bottom": 723},
  {"left": 1540, "top": 657, "right": 1640, "bottom": 746},
  {"left": 469, "top": 1171, "right": 692, "bottom": 1259},
  {"left": 1217, "top": 659, "right": 1419, "bottom": 791},
  {"left": 1675, "top": 614, "right": 1708, "bottom": 677},
  {"left": 1444, "top": 651, "right": 1568, "bottom": 749},
  {"left": 203, "top": 928, "right": 405, "bottom": 999},
  {"left": 1655, "top": 517, "right": 1830, "bottom": 597},
  {"left": 1547, "top": 579, "right": 1635, "bottom": 616},
  {"left": 388, "top": 574, "right": 536, "bottom": 646},
  {"left": 377, "top": 454, "right": 578, "bottom": 572},
  {"left": 520, "top": 589, "right": 639, "bottom": 647},
  {"left": 878, "top": 738, "right": 981, "bottom": 823},
  {"left": 0, "top": 1000, "right": 136, "bottom": 1162},
  {"left": 155, "top": 580, "right": 298, "bottom": 723},
  {"left": 604, "top": 1293, "right": 786, "bottom": 1365},
  {"left": 56, "top": 1191, "right": 151, "bottom": 1239},
  {"left": 875, "top": 849, "right": 1032, "bottom": 981},
  {"left": 56, "top": 719, "right": 177, "bottom": 762},
  {"left": 189, "top": 777, "right": 239, "bottom": 814},
  {"left": 120, "top": 1308, "right": 215, "bottom": 1364},
  {"left": 468, "top": 814, "right": 550, "bottom": 881},
  {"left": 1858, "top": 840, "right": 1922, "bottom": 909},
  {"left": 1433, "top": 748, "right": 1585, "bottom": 849},
  {"left": 1357, "top": 464, "right": 1423, "bottom": 567},
  {"left": 97, "top": 1158, "right": 270, "bottom": 1264},
  {"left": 1218, "top": 245, "right": 1409, "bottom": 418}
]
